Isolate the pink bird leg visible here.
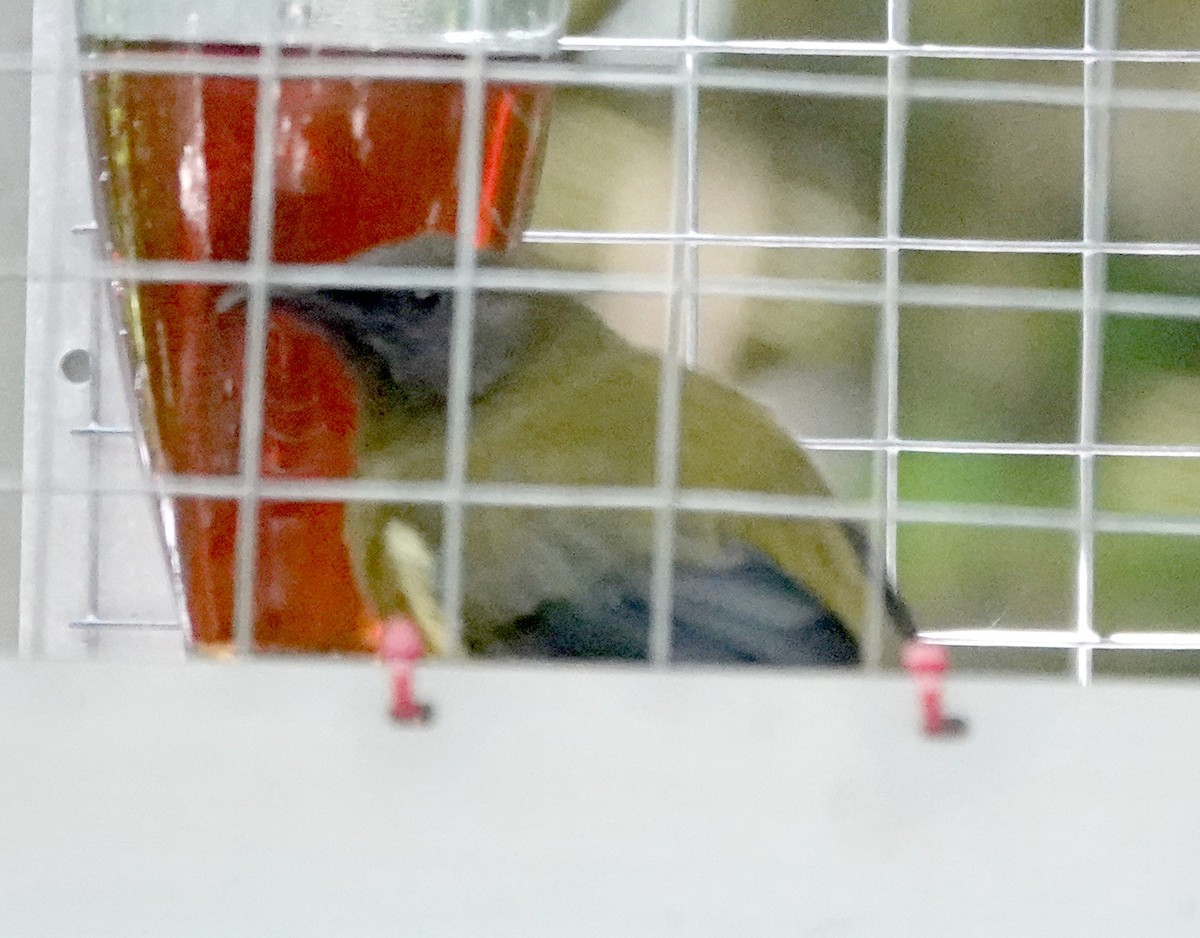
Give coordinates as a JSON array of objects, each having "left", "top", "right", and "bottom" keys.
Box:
[
  {"left": 901, "top": 640, "right": 967, "bottom": 738},
  {"left": 378, "top": 615, "right": 431, "bottom": 723}
]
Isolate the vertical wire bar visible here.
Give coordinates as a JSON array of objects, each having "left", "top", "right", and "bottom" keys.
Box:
[
  {"left": 680, "top": 24, "right": 702, "bottom": 376},
  {"left": 1075, "top": 0, "right": 1119, "bottom": 685},
  {"left": 20, "top": 0, "right": 76, "bottom": 659},
  {"left": 648, "top": 0, "right": 701, "bottom": 665},
  {"left": 230, "top": 27, "right": 283, "bottom": 654},
  {"left": 865, "top": 0, "right": 912, "bottom": 668},
  {"left": 439, "top": 0, "right": 492, "bottom": 646}
]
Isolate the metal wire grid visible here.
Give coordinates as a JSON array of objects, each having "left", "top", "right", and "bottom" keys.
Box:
[{"left": 13, "top": 0, "right": 1200, "bottom": 677}]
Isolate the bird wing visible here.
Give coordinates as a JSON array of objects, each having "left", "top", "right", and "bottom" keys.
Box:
[{"left": 498, "top": 547, "right": 860, "bottom": 666}]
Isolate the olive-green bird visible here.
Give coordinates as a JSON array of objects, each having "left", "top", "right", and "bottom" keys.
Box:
[{"left": 242, "top": 236, "right": 914, "bottom": 665}]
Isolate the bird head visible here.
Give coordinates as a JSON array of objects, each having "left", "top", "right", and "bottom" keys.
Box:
[{"left": 215, "top": 236, "right": 541, "bottom": 408}]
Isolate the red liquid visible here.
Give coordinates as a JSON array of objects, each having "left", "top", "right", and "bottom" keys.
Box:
[{"left": 82, "top": 41, "right": 551, "bottom": 652}]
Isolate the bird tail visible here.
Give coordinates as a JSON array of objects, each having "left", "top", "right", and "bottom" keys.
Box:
[{"left": 840, "top": 523, "right": 918, "bottom": 640}]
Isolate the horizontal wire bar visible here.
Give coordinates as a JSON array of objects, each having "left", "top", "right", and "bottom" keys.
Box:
[
  {"left": 921, "top": 628, "right": 1200, "bottom": 650},
  {"left": 21, "top": 241, "right": 1200, "bottom": 295},
  {"left": 721, "top": 279, "right": 1200, "bottom": 319},
  {"left": 8, "top": 38, "right": 1200, "bottom": 74},
  {"left": 19, "top": 256, "right": 1200, "bottom": 322},
  {"left": 560, "top": 36, "right": 1200, "bottom": 64},
  {"left": 19, "top": 261, "right": 1200, "bottom": 328},
  {"left": 68, "top": 617, "right": 182, "bottom": 630},
  {"left": 62, "top": 615, "right": 1200, "bottom": 648},
  {"left": 525, "top": 230, "right": 1200, "bottom": 256},
  {"left": 701, "top": 277, "right": 1200, "bottom": 320},
  {"left": 69, "top": 50, "right": 683, "bottom": 87},
  {"left": 2, "top": 48, "right": 1194, "bottom": 115},
  {"left": 1092, "top": 514, "right": 1200, "bottom": 536},
  {"left": 8, "top": 470, "right": 1200, "bottom": 536},
  {"left": 53, "top": 44, "right": 1200, "bottom": 81},
  {"left": 798, "top": 439, "right": 1200, "bottom": 457},
  {"left": 703, "top": 69, "right": 1083, "bottom": 106},
  {"left": 920, "top": 629, "right": 1097, "bottom": 647},
  {"left": 44, "top": 429, "right": 1200, "bottom": 461},
  {"left": 1105, "top": 632, "right": 1200, "bottom": 649},
  {"left": 21, "top": 445, "right": 1200, "bottom": 498},
  {"left": 701, "top": 69, "right": 1200, "bottom": 115},
  {"left": 69, "top": 424, "right": 132, "bottom": 436},
  {"left": 31, "top": 257, "right": 674, "bottom": 292}
]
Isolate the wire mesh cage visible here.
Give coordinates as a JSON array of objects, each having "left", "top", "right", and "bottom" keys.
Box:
[
  {"left": 7, "top": 0, "right": 1200, "bottom": 931},
  {"left": 14, "top": 0, "right": 1200, "bottom": 678}
]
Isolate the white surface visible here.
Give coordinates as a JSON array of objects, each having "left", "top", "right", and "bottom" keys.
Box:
[{"left": 2, "top": 658, "right": 1198, "bottom": 935}]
